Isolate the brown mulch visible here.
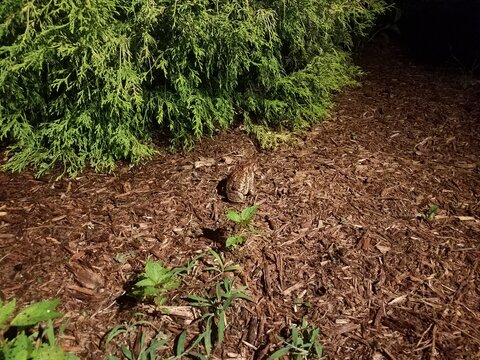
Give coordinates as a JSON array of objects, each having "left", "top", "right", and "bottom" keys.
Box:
[{"left": 1, "top": 41, "right": 480, "bottom": 360}]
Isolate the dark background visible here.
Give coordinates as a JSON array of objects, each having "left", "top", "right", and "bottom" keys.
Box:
[{"left": 392, "top": 0, "right": 480, "bottom": 69}]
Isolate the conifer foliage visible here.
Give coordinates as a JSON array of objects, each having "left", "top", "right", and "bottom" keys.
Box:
[{"left": 0, "top": 0, "right": 387, "bottom": 176}]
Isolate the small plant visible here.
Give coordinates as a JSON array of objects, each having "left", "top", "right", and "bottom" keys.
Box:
[
  {"left": 268, "top": 318, "right": 323, "bottom": 360},
  {"left": 226, "top": 205, "right": 258, "bottom": 230},
  {"left": 130, "top": 260, "right": 181, "bottom": 305},
  {"left": 426, "top": 204, "right": 439, "bottom": 221},
  {"left": 225, "top": 234, "right": 247, "bottom": 250},
  {"left": 225, "top": 205, "right": 258, "bottom": 250},
  {"left": 205, "top": 249, "right": 241, "bottom": 274},
  {"left": 180, "top": 277, "right": 252, "bottom": 357},
  {"left": 105, "top": 315, "right": 169, "bottom": 360},
  {"left": 0, "top": 298, "right": 79, "bottom": 359},
  {"left": 417, "top": 204, "right": 440, "bottom": 222}
]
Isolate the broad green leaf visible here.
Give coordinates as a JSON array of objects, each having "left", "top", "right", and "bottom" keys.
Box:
[
  {"left": 153, "top": 296, "right": 167, "bottom": 306},
  {"left": 240, "top": 205, "right": 258, "bottom": 221},
  {"left": 11, "top": 300, "right": 62, "bottom": 327},
  {"left": 31, "top": 345, "right": 78, "bottom": 360},
  {"left": 225, "top": 209, "right": 241, "bottom": 223},
  {"left": 225, "top": 235, "right": 246, "bottom": 249},
  {"left": 135, "top": 278, "right": 156, "bottom": 287},
  {"left": 3, "top": 332, "right": 32, "bottom": 360},
  {"left": 0, "top": 299, "right": 16, "bottom": 329},
  {"left": 144, "top": 261, "right": 164, "bottom": 283},
  {"left": 141, "top": 287, "right": 162, "bottom": 296}
]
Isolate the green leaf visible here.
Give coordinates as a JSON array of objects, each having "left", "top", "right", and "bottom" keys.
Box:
[
  {"left": 204, "top": 322, "right": 212, "bottom": 355},
  {"left": 267, "top": 347, "right": 290, "bottom": 360},
  {"left": 224, "top": 265, "right": 241, "bottom": 272},
  {"left": 121, "top": 346, "right": 134, "bottom": 360},
  {"left": 31, "top": 345, "right": 78, "bottom": 360},
  {"left": 3, "top": 332, "right": 32, "bottom": 360},
  {"left": 144, "top": 261, "right": 164, "bottom": 283},
  {"left": 134, "top": 278, "right": 156, "bottom": 288},
  {"left": 225, "top": 209, "right": 241, "bottom": 223},
  {"left": 217, "top": 310, "right": 226, "bottom": 346},
  {"left": 11, "top": 300, "right": 62, "bottom": 327},
  {"left": 314, "top": 342, "right": 323, "bottom": 357},
  {"left": 240, "top": 205, "right": 258, "bottom": 221},
  {"left": 291, "top": 326, "right": 299, "bottom": 344},
  {"left": 0, "top": 299, "right": 16, "bottom": 329},
  {"left": 208, "top": 249, "right": 224, "bottom": 268},
  {"left": 44, "top": 319, "right": 56, "bottom": 347},
  {"left": 105, "top": 325, "right": 129, "bottom": 345},
  {"left": 187, "top": 295, "right": 210, "bottom": 305},
  {"left": 225, "top": 235, "right": 246, "bottom": 249},
  {"left": 176, "top": 330, "right": 187, "bottom": 356}
]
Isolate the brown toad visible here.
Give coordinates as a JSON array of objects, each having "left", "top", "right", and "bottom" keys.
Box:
[{"left": 226, "top": 161, "right": 256, "bottom": 203}]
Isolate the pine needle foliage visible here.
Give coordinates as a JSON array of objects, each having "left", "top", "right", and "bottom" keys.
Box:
[{"left": 0, "top": 0, "right": 387, "bottom": 176}]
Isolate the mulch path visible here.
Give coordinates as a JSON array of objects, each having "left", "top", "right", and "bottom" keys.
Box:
[{"left": 1, "top": 41, "right": 479, "bottom": 360}]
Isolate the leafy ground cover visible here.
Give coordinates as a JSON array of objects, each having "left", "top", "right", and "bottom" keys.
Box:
[{"left": 1, "top": 41, "right": 479, "bottom": 359}]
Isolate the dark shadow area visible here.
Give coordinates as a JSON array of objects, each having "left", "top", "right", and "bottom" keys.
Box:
[{"left": 398, "top": 0, "right": 480, "bottom": 71}]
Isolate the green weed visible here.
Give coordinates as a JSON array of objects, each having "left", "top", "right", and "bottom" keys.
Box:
[
  {"left": 104, "top": 315, "right": 169, "bottom": 360},
  {"left": 226, "top": 205, "right": 258, "bottom": 229},
  {"left": 268, "top": 318, "right": 323, "bottom": 360},
  {"left": 181, "top": 277, "right": 252, "bottom": 357},
  {"left": 0, "top": 298, "right": 78, "bottom": 359},
  {"left": 418, "top": 204, "right": 440, "bottom": 222},
  {"left": 225, "top": 205, "right": 258, "bottom": 250},
  {"left": 130, "top": 260, "right": 181, "bottom": 305},
  {"left": 205, "top": 249, "right": 241, "bottom": 274}
]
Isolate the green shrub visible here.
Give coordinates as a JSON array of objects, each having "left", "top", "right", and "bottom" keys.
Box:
[{"left": 0, "top": 0, "right": 387, "bottom": 176}]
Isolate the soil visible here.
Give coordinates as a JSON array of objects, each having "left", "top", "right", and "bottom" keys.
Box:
[{"left": 1, "top": 41, "right": 479, "bottom": 360}]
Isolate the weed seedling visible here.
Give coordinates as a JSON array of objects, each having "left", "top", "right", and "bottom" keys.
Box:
[
  {"left": 104, "top": 315, "right": 169, "bottom": 360},
  {"left": 418, "top": 204, "right": 440, "bottom": 222},
  {"left": 268, "top": 318, "right": 323, "bottom": 360},
  {"left": 182, "top": 277, "right": 252, "bottom": 357},
  {"left": 225, "top": 205, "right": 258, "bottom": 250},
  {"left": 130, "top": 260, "right": 181, "bottom": 305},
  {"left": 205, "top": 249, "right": 241, "bottom": 274},
  {"left": 0, "top": 298, "right": 79, "bottom": 359},
  {"left": 226, "top": 205, "right": 258, "bottom": 231}
]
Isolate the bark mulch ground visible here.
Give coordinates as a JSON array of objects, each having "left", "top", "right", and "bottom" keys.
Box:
[{"left": 1, "top": 42, "right": 479, "bottom": 360}]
